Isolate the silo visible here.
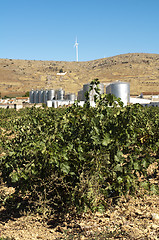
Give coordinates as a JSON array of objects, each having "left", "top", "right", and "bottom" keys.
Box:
[
  {"left": 57, "top": 89, "right": 65, "bottom": 100},
  {"left": 66, "top": 93, "right": 76, "bottom": 101},
  {"left": 83, "top": 83, "right": 90, "bottom": 101},
  {"left": 77, "top": 90, "right": 84, "bottom": 101},
  {"left": 99, "top": 83, "right": 104, "bottom": 95},
  {"left": 29, "top": 90, "right": 34, "bottom": 103},
  {"left": 106, "top": 81, "right": 130, "bottom": 106},
  {"left": 83, "top": 83, "right": 104, "bottom": 101},
  {"left": 39, "top": 90, "right": 44, "bottom": 103},
  {"left": 48, "top": 89, "right": 55, "bottom": 100},
  {"left": 44, "top": 90, "right": 48, "bottom": 103},
  {"left": 34, "top": 90, "right": 39, "bottom": 103}
]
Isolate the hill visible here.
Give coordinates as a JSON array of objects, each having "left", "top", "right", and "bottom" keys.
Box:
[{"left": 0, "top": 53, "right": 159, "bottom": 97}]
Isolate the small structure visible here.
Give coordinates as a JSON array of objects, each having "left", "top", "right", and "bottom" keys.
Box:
[
  {"left": 56, "top": 72, "right": 67, "bottom": 81},
  {"left": 130, "top": 97, "right": 151, "bottom": 105}
]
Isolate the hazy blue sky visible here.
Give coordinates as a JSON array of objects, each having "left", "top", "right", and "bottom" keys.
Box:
[{"left": 1, "top": 0, "right": 159, "bottom": 61}]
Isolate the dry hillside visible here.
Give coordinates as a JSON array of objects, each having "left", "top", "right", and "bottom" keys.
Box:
[{"left": 0, "top": 53, "right": 159, "bottom": 97}]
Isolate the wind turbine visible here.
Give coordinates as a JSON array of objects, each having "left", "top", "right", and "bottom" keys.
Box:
[{"left": 74, "top": 37, "right": 79, "bottom": 62}]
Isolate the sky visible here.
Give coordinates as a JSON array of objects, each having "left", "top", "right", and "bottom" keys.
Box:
[{"left": 1, "top": 0, "right": 159, "bottom": 61}]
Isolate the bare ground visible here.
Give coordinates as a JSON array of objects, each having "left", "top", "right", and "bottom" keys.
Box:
[
  {"left": 1, "top": 53, "right": 159, "bottom": 97},
  {"left": 0, "top": 183, "right": 159, "bottom": 240}
]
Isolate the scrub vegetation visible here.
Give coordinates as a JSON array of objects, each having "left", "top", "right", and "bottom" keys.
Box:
[{"left": 1, "top": 53, "right": 159, "bottom": 97}]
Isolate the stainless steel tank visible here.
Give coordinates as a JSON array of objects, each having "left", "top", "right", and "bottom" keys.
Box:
[
  {"left": 56, "top": 89, "right": 65, "bottom": 100},
  {"left": 83, "top": 83, "right": 93, "bottom": 101},
  {"left": 48, "top": 89, "right": 55, "bottom": 100},
  {"left": 39, "top": 90, "right": 44, "bottom": 103},
  {"left": 34, "top": 90, "right": 39, "bottom": 103},
  {"left": 44, "top": 90, "right": 48, "bottom": 103},
  {"left": 29, "top": 90, "right": 34, "bottom": 103},
  {"left": 66, "top": 93, "right": 76, "bottom": 101},
  {"left": 98, "top": 83, "right": 104, "bottom": 95},
  {"left": 83, "top": 83, "right": 104, "bottom": 101},
  {"left": 77, "top": 90, "right": 84, "bottom": 101},
  {"left": 106, "top": 81, "right": 130, "bottom": 106}
]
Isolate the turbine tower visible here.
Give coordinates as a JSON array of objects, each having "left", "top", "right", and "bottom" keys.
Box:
[{"left": 74, "top": 37, "right": 79, "bottom": 62}]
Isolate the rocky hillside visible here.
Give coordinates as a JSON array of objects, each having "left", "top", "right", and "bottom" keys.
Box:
[{"left": 0, "top": 53, "right": 159, "bottom": 97}]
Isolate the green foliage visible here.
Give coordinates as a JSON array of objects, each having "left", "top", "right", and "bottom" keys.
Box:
[
  {"left": 59, "top": 68, "right": 63, "bottom": 73},
  {"left": 0, "top": 82, "right": 159, "bottom": 215},
  {"left": 22, "top": 91, "right": 29, "bottom": 97}
]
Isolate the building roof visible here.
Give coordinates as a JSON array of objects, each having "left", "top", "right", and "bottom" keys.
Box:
[{"left": 16, "top": 97, "right": 29, "bottom": 100}]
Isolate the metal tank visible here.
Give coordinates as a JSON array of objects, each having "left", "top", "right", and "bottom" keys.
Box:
[
  {"left": 39, "top": 90, "right": 44, "bottom": 103},
  {"left": 34, "top": 90, "right": 39, "bottom": 103},
  {"left": 83, "top": 83, "right": 104, "bottom": 101},
  {"left": 44, "top": 90, "right": 48, "bottom": 103},
  {"left": 99, "top": 83, "right": 104, "bottom": 95},
  {"left": 56, "top": 89, "right": 65, "bottom": 100},
  {"left": 83, "top": 83, "right": 91, "bottom": 101},
  {"left": 106, "top": 81, "right": 130, "bottom": 106},
  {"left": 66, "top": 93, "right": 76, "bottom": 101},
  {"left": 29, "top": 90, "right": 34, "bottom": 103},
  {"left": 77, "top": 90, "right": 84, "bottom": 101},
  {"left": 48, "top": 89, "right": 55, "bottom": 100}
]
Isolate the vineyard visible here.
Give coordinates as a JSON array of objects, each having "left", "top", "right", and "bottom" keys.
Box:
[{"left": 0, "top": 83, "right": 159, "bottom": 239}]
